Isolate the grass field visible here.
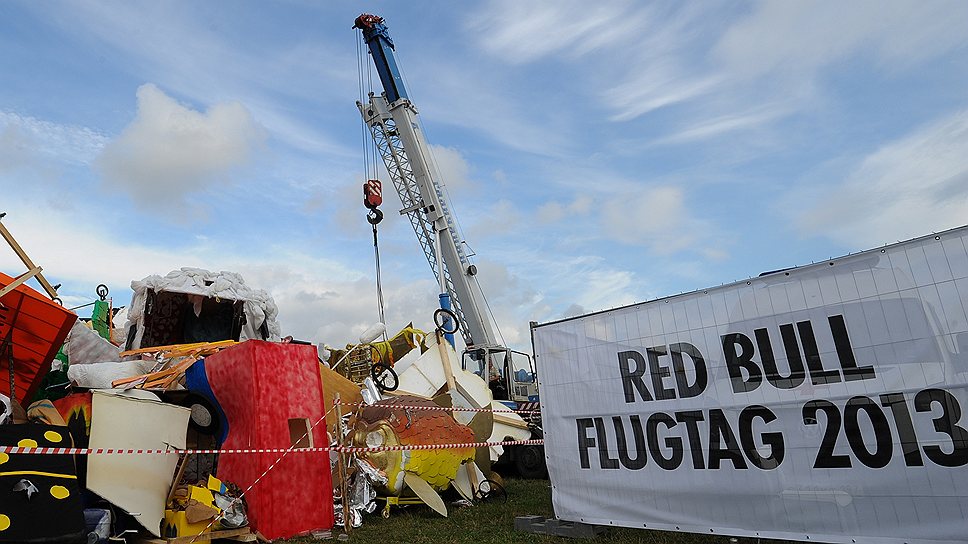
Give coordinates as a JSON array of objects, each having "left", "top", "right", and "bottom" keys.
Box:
[{"left": 281, "top": 478, "right": 789, "bottom": 544}]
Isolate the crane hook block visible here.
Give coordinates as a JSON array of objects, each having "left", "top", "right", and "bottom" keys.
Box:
[
  {"left": 367, "top": 208, "right": 384, "bottom": 225},
  {"left": 364, "top": 179, "right": 383, "bottom": 209}
]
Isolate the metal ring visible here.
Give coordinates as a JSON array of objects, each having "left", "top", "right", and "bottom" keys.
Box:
[{"left": 433, "top": 308, "right": 459, "bottom": 334}]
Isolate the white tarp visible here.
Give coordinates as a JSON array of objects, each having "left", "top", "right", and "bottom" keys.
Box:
[
  {"left": 535, "top": 226, "right": 968, "bottom": 544},
  {"left": 123, "top": 267, "right": 281, "bottom": 349}
]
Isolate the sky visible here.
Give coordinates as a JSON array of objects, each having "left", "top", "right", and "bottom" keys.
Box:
[{"left": 1, "top": 1, "right": 967, "bottom": 352}]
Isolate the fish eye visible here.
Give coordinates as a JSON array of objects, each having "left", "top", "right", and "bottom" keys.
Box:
[{"left": 366, "top": 430, "right": 386, "bottom": 448}]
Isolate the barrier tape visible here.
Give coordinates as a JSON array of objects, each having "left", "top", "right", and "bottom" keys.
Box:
[
  {"left": 339, "top": 401, "right": 542, "bottom": 414},
  {"left": 0, "top": 439, "right": 544, "bottom": 456}
]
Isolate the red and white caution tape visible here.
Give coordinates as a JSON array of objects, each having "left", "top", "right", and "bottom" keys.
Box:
[
  {"left": 339, "top": 401, "right": 541, "bottom": 414},
  {"left": 0, "top": 439, "right": 543, "bottom": 456},
  {"left": 337, "top": 439, "right": 544, "bottom": 454}
]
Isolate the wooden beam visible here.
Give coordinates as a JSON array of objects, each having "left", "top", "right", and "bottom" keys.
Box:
[
  {"left": 0, "top": 218, "right": 59, "bottom": 299},
  {"left": 0, "top": 266, "right": 41, "bottom": 299}
]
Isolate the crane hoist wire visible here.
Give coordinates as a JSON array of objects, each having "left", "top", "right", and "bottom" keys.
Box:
[{"left": 358, "top": 33, "right": 388, "bottom": 340}]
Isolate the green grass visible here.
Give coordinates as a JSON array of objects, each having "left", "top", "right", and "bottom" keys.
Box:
[{"left": 281, "top": 478, "right": 791, "bottom": 544}]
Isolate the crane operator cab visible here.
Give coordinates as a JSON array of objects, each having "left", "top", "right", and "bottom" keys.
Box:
[{"left": 463, "top": 347, "right": 538, "bottom": 403}]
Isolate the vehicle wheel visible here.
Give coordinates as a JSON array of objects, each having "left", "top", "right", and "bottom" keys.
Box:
[
  {"left": 433, "top": 308, "right": 459, "bottom": 334},
  {"left": 172, "top": 393, "right": 220, "bottom": 435},
  {"left": 371, "top": 363, "right": 399, "bottom": 392},
  {"left": 514, "top": 445, "right": 548, "bottom": 479}
]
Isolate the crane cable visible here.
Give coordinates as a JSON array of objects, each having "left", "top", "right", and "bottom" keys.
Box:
[{"left": 359, "top": 33, "right": 389, "bottom": 342}]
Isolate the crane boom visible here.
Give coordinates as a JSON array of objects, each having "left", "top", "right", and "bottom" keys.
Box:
[{"left": 354, "top": 14, "right": 498, "bottom": 350}]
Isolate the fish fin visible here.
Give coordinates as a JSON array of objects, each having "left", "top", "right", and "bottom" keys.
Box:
[
  {"left": 468, "top": 410, "right": 493, "bottom": 441},
  {"left": 452, "top": 463, "right": 475, "bottom": 501},
  {"left": 404, "top": 473, "right": 447, "bottom": 517},
  {"left": 475, "top": 446, "right": 492, "bottom": 477},
  {"left": 431, "top": 392, "right": 453, "bottom": 409}
]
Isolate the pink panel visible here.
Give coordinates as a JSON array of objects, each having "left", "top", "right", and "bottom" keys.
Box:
[{"left": 204, "top": 341, "right": 334, "bottom": 540}]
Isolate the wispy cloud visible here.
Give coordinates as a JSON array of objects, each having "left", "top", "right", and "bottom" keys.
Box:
[
  {"left": 0, "top": 111, "right": 107, "bottom": 169},
  {"left": 714, "top": 0, "right": 968, "bottom": 78},
  {"left": 650, "top": 103, "right": 791, "bottom": 146},
  {"left": 467, "top": 0, "right": 643, "bottom": 64},
  {"left": 796, "top": 109, "right": 968, "bottom": 246}
]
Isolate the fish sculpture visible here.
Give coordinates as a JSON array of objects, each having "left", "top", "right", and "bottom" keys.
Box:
[{"left": 349, "top": 395, "right": 488, "bottom": 516}]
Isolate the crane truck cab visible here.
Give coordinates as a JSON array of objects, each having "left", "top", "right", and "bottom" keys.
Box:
[{"left": 462, "top": 346, "right": 538, "bottom": 404}]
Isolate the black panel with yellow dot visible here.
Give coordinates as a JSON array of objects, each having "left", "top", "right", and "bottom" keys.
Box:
[{"left": 0, "top": 424, "right": 86, "bottom": 543}]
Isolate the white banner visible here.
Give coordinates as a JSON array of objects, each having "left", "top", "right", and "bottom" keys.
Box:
[{"left": 535, "top": 226, "right": 968, "bottom": 544}]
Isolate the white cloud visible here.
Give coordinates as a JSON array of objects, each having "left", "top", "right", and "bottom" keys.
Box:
[
  {"left": 428, "top": 144, "right": 472, "bottom": 196},
  {"left": 797, "top": 109, "right": 968, "bottom": 246},
  {"left": 96, "top": 84, "right": 266, "bottom": 212},
  {"left": 536, "top": 195, "right": 593, "bottom": 224},
  {"left": 601, "top": 186, "right": 694, "bottom": 253},
  {"left": 714, "top": 0, "right": 968, "bottom": 78}
]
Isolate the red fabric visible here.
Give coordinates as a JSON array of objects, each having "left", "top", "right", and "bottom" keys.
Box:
[
  {"left": 204, "top": 340, "right": 334, "bottom": 539},
  {"left": 0, "top": 272, "right": 77, "bottom": 405}
]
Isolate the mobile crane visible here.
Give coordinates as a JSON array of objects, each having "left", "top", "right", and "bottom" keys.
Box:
[{"left": 354, "top": 14, "right": 546, "bottom": 477}]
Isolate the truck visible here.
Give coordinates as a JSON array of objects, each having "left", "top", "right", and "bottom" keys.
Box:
[
  {"left": 353, "top": 14, "right": 545, "bottom": 477},
  {"left": 530, "top": 225, "right": 968, "bottom": 540}
]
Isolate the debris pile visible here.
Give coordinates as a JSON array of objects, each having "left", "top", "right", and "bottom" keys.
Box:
[{"left": 2, "top": 216, "right": 540, "bottom": 542}]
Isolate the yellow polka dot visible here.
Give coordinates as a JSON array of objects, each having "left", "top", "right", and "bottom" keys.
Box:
[
  {"left": 50, "top": 485, "right": 70, "bottom": 500},
  {"left": 0, "top": 514, "right": 9, "bottom": 532},
  {"left": 44, "top": 431, "right": 63, "bottom": 443},
  {"left": 17, "top": 439, "right": 38, "bottom": 448},
  {"left": 0, "top": 452, "right": 8, "bottom": 465}
]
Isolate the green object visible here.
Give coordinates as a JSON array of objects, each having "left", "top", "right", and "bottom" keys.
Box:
[{"left": 92, "top": 299, "right": 111, "bottom": 340}]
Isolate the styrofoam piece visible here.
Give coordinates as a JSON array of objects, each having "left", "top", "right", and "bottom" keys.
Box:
[{"left": 87, "top": 390, "right": 190, "bottom": 537}]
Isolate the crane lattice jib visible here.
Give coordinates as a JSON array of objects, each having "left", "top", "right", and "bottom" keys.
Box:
[{"left": 358, "top": 97, "right": 475, "bottom": 347}]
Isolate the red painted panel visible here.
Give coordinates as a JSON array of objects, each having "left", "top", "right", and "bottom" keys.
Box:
[{"left": 204, "top": 341, "right": 334, "bottom": 539}]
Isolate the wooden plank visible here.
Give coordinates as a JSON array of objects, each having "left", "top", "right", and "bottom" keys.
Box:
[
  {"left": 0, "top": 266, "right": 41, "bottom": 298},
  {"left": 164, "top": 527, "right": 251, "bottom": 543},
  {"left": 120, "top": 340, "right": 236, "bottom": 357},
  {"left": 0, "top": 219, "right": 60, "bottom": 299}
]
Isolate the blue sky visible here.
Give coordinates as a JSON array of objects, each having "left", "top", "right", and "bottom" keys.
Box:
[{"left": 1, "top": 1, "right": 967, "bottom": 350}]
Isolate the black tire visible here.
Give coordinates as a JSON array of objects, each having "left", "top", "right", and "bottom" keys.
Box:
[
  {"left": 513, "top": 445, "right": 548, "bottom": 479},
  {"left": 433, "top": 308, "right": 459, "bottom": 334},
  {"left": 172, "top": 393, "right": 220, "bottom": 435},
  {"left": 371, "top": 362, "right": 399, "bottom": 392}
]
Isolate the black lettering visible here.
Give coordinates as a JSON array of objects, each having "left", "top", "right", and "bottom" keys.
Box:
[
  {"left": 577, "top": 418, "right": 595, "bottom": 469},
  {"left": 722, "top": 333, "right": 762, "bottom": 393},
  {"left": 829, "top": 315, "right": 875, "bottom": 381},
  {"left": 647, "top": 346, "right": 675, "bottom": 400},
  {"left": 797, "top": 321, "right": 841, "bottom": 385},
  {"left": 669, "top": 343, "right": 708, "bottom": 398},
  {"left": 844, "top": 396, "right": 892, "bottom": 468},
  {"left": 915, "top": 389, "right": 968, "bottom": 467},
  {"left": 612, "top": 416, "right": 648, "bottom": 470},
  {"left": 675, "top": 410, "right": 705, "bottom": 469},
  {"left": 646, "top": 412, "right": 683, "bottom": 470},
  {"left": 803, "top": 400, "right": 851, "bottom": 468},
  {"left": 707, "top": 409, "right": 748, "bottom": 469},
  {"left": 880, "top": 393, "right": 923, "bottom": 467},
  {"left": 756, "top": 327, "right": 805, "bottom": 389},
  {"left": 594, "top": 417, "right": 619, "bottom": 469},
  {"left": 739, "top": 405, "right": 784, "bottom": 469},
  {"left": 617, "top": 350, "right": 653, "bottom": 403}
]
